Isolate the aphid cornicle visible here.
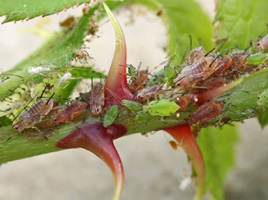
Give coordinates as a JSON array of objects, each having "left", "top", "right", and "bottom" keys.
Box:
[
  {"left": 90, "top": 83, "right": 104, "bottom": 116},
  {"left": 135, "top": 85, "right": 162, "bottom": 102},
  {"left": 174, "top": 56, "right": 218, "bottom": 86},
  {"left": 256, "top": 34, "right": 268, "bottom": 51},
  {"left": 188, "top": 101, "right": 224, "bottom": 124},
  {"left": 52, "top": 100, "right": 87, "bottom": 124},
  {"left": 13, "top": 98, "right": 54, "bottom": 132}
]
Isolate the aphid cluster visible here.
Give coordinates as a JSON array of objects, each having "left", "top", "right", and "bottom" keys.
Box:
[{"left": 9, "top": 33, "right": 268, "bottom": 134}]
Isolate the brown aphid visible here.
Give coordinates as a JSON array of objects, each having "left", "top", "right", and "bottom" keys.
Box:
[
  {"left": 52, "top": 101, "right": 87, "bottom": 124},
  {"left": 201, "top": 77, "right": 228, "bottom": 89},
  {"left": 188, "top": 101, "right": 224, "bottom": 124},
  {"left": 60, "top": 16, "right": 75, "bottom": 28},
  {"left": 73, "top": 48, "right": 92, "bottom": 64},
  {"left": 256, "top": 34, "right": 268, "bottom": 51},
  {"left": 169, "top": 140, "right": 178, "bottom": 150},
  {"left": 185, "top": 46, "right": 206, "bottom": 64},
  {"left": 129, "top": 70, "right": 149, "bottom": 91},
  {"left": 90, "top": 83, "right": 104, "bottom": 116},
  {"left": 13, "top": 98, "right": 54, "bottom": 132},
  {"left": 213, "top": 54, "right": 233, "bottom": 75},
  {"left": 175, "top": 94, "right": 194, "bottom": 112},
  {"left": 174, "top": 56, "right": 218, "bottom": 86},
  {"left": 79, "top": 92, "right": 91, "bottom": 108},
  {"left": 135, "top": 85, "right": 162, "bottom": 102}
]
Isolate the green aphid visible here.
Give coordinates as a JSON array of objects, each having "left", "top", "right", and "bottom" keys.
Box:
[
  {"left": 258, "top": 89, "right": 268, "bottom": 105},
  {"left": 164, "top": 66, "right": 176, "bottom": 86},
  {"left": 143, "top": 99, "right": 180, "bottom": 117},
  {"left": 247, "top": 53, "right": 267, "bottom": 66},
  {"left": 103, "top": 105, "right": 119, "bottom": 127},
  {"left": 121, "top": 100, "right": 142, "bottom": 111},
  {"left": 164, "top": 66, "right": 176, "bottom": 80},
  {"left": 135, "top": 111, "right": 151, "bottom": 121},
  {"left": 128, "top": 64, "right": 136, "bottom": 79}
]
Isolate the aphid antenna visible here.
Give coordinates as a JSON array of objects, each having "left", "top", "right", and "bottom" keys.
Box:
[
  {"left": 105, "top": 88, "right": 123, "bottom": 104},
  {"left": 152, "top": 57, "right": 175, "bottom": 73},
  {"left": 39, "top": 84, "right": 49, "bottom": 98},
  {"left": 46, "top": 92, "right": 55, "bottom": 105},
  {"left": 2, "top": 73, "right": 23, "bottom": 78},
  {"left": 208, "top": 55, "right": 220, "bottom": 68},
  {"left": 189, "top": 35, "right": 193, "bottom": 51},
  {"left": 204, "top": 48, "right": 216, "bottom": 57},
  {"left": 181, "top": 48, "right": 189, "bottom": 64},
  {"left": 12, "top": 93, "right": 39, "bottom": 122}
]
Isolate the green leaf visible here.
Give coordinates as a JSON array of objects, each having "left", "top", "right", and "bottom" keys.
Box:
[
  {"left": 197, "top": 125, "right": 239, "bottom": 200},
  {"left": 71, "top": 66, "right": 106, "bottom": 79},
  {"left": 214, "top": 0, "right": 268, "bottom": 51},
  {"left": 0, "top": 0, "right": 91, "bottom": 23},
  {"left": 257, "top": 111, "right": 268, "bottom": 128},
  {"left": 127, "top": 0, "right": 214, "bottom": 64}
]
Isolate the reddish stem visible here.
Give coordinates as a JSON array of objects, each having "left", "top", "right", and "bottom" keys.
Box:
[
  {"left": 164, "top": 124, "right": 205, "bottom": 200},
  {"left": 56, "top": 122, "right": 127, "bottom": 200}
]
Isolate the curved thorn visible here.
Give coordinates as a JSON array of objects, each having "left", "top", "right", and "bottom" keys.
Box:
[
  {"left": 103, "top": 3, "right": 134, "bottom": 107},
  {"left": 56, "top": 122, "right": 127, "bottom": 200},
  {"left": 163, "top": 124, "right": 205, "bottom": 200}
]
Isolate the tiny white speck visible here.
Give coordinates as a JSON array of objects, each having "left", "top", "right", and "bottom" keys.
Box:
[{"left": 180, "top": 177, "right": 192, "bottom": 190}]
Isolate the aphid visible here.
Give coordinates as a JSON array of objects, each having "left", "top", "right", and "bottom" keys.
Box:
[
  {"left": 164, "top": 65, "right": 176, "bottom": 86},
  {"left": 135, "top": 85, "right": 162, "bottom": 102},
  {"left": 13, "top": 97, "right": 54, "bottom": 132},
  {"left": 60, "top": 16, "right": 75, "bottom": 28},
  {"left": 256, "top": 34, "right": 268, "bottom": 51},
  {"left": 174, "top": 56, "right": 218, "bottom": 86},
  {"left": 227, "top": 51, "right": 249, "bottom": 73},
  {"left": 257, "top": 88, "right": 268, "bottom": 105},
  {"left": 103, "top": 105, "right": 119, "bottom": 128},
  {"left": 135, "top": 111, "right": 151, "bottom": 121},
  {"left": 129, "top": 70, "right": 149, "bottom": 91},
  {"left": 247, "top": 53, "right": 267, "bottom": 66},
  {"left": 143, "top": 99, "right": 180, "bottom": 117},
  {"left": 188, "top": 101, "right": 224, "bottom": 124},
  {"left": 73, "top": 48, "right": 92, "bottom": 64},
  {"left": 52, "top": 100, "right": 87, "bottom": 124},
  {"left": 213, "top": 54, "right": 233, "bottom": 75},
  {"left": 185, "top": 46, "right": 206, "bottom": 64},
  {"left": 121, "top": 100, "right": 142, "bottom": 112},
  {"left": 90, "top": 83, "right": 104, "bottom": 116},
  {"left": 27, "top": 66, "right": 51, "bottom": 74},
  {"left": 175, "top": 94, "right": 194, "bottom": 112},
  {"left": 79, "top": 92, "right": 91, "bottom": 108},
  {"left": 169, "top": 140, "right": 178, "bottom": 150},
  {"left": 201, "top": 77, "right": 228, "bottom": 89},
  {"left": 56, "top": 72, "right": 72, "bottom": 89}
]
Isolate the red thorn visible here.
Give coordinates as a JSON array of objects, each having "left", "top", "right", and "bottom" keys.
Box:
[
  {"left": 163, "top": 124, "right": 205, "bottom": 200},
  {"left": 56, "top": 122, "right": 127, "bottom": 200},
  {"left": 103, "top": 4, "right": 134, "bottom": 107}
]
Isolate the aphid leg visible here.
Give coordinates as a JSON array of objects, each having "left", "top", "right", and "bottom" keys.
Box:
[{"left": 204, "top": 47, "right": 215, "bottom": 57}]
